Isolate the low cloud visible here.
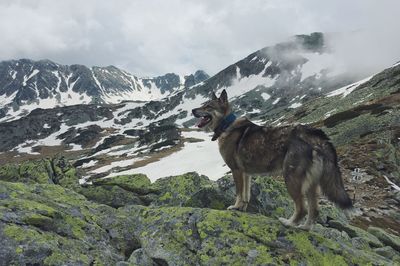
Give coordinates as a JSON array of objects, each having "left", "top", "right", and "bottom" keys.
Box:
[{"left": 0, "top": 0, "right": 399, "bottom": 77}]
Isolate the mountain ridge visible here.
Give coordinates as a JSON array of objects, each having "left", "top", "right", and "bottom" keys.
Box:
[{"left": 0, "top": 58, "right": 209, "bottom": 122}]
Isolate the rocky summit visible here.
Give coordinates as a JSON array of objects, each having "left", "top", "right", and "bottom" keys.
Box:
[{"left": 0, "top": 160, "right": 399, "bottom": 265}]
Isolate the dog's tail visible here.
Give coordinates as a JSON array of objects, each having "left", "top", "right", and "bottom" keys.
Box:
[{"left": 319, "top": 142, "right": 353, "bottom": 209}]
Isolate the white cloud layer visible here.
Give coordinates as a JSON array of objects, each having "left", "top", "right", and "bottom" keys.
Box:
[{"left": 0, "top": 0, "right": 399, "bottom": 76}]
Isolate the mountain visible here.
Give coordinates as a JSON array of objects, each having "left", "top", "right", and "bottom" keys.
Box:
[
  {"left": 0, "top": 32, "right": 399, "bottom": 262},
  {"left": 0, "top": 59, "right": 209, "bottom": 122},
  {"left": 0, "top": 33, "right": 398, "bottom": 174}
]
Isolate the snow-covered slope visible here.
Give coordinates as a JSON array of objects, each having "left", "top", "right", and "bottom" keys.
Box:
[
  {"left": 0, "top": 59, "right": 209, "bottom": 122},
  {"left": 104, "top": 131, "right": 228, "bottom": 182}
]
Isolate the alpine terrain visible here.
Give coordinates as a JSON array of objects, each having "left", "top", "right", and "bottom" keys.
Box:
[{"left": 0, "top": 32, "right": 399, "bottom": 265}]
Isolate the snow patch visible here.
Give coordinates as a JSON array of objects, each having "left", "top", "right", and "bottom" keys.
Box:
[
  {"left": 218, "top": 65, "right": 276, "bottom": 99},
  {"left": 327, "top": 76, "right": 372, "bottom": 98},
  {"left": 90, "top": 158, "right": 140, "bottom": 174},
  {"left": 81, "top": 160, "right": 98, "bottom": 168},
  {"left": 261, "top": 93, "right": 271, "bottom": 100},
  {"left": 289, "top": 102, "right": 302, "bottom": 109},
  {"left": 272, "top": 98, "right": 280, "bottom": 105},
  {"left": 105, "top": 131, "right": 229, "bottom": 182},
  {"left": 22, "top": 69, "right": 40, "bottom": 86}
]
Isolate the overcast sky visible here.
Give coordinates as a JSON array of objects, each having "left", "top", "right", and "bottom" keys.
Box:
[{"left": 0, "top": 0, "right": 399, "bottom": 77}]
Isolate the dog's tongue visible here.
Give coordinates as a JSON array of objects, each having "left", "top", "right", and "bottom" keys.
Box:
[{"left": 196, "top": 117, "right": 209, "bottom": 128}]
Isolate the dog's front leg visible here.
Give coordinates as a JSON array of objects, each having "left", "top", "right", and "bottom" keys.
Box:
[
  {"left": 227, "top": 170, "right": 246, "bottom": 211},
  {"left": 242, "top": 174, "right": 251, "bottom": 211}
]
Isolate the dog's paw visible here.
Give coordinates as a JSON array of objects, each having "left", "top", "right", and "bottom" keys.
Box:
[
  {"left": 297, "top": 223, "right": 313, "bottom": 231},
  {"left": 227, "top": 203, "right": 248, "bottom": 212},
  {"left": 227, "top": 205, "right": 240, "bottom": 211},
  {"left": 279, "top": 217, "right": 299, "bottom": 228},
  {"left": 279, "top": 217, "right": 295, "bottom": 227}
]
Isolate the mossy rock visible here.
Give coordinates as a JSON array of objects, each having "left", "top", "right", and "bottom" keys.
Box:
[
  {"left": 150, "top": 172, "right": 214, "bottom": 206},
  {"left": 328, "top": 220, "right": 384, "bottom": 248},
  {"left": 0, "top": 157, "right": 80, "bottom": 190},
  {"left": 214, "top": 175, "right": 293, "bottom": 217},
  {"left": 0, "top": 160, "right": 53, "bottom": 184},
  {"left": 92, "top": 174, "right": 153, "bottom": 194},
  {"left": 120, "top": 205, "right": 395, "bottom": 265},
  {"left": 184, "top": 186, "right": 233, "bottom": 210},
  {"left": 0, "top": 180, "right": 140, "bottom": 265},
  {"left": 0, "top": 177, "right": 398, "bottom": 265},
  {"left": 368, "top": 226, "right": 400, "bottom": 252},
  {"left": 77, "top": 185, "right": 145, "bottom": 208}
]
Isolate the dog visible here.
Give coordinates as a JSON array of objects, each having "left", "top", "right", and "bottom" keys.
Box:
[{"left": 192, "top": 89, "right": 352, "bottom": 230}]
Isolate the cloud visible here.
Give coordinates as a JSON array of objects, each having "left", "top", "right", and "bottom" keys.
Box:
[{"left": 0, "top": 0, "right": 399, "bottom": 77}]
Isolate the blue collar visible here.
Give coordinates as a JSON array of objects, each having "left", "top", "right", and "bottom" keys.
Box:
[
  {"left": 219, "top": 113, "right": 236, "bottom": 131},
  {"left": 212, "top": 113, "right": 236, "bottom": 141}
]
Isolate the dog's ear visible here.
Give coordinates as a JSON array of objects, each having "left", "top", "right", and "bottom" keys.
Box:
[
  {"left": 219, "top": 89, "right": 228, "bottom": 104},
  {"left": 211, "top": 91, "right": 217, "bottom": 100}
]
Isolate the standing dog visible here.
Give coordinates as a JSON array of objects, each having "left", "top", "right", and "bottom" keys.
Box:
[{"left": 192, "top": 89, "right": 352, "bottom": 230}]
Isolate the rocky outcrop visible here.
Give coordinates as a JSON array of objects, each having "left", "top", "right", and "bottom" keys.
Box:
[{"left": 0, "top": 159, "right": 399, "bottom": 265}]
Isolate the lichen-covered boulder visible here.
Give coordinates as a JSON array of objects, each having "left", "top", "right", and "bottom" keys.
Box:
[
  {"left": 0, "top": 160, "right": 54, "bottom": 184},
  {"left": 0, "top": 157, "right": 78, "bottom": 188},
  {"left": 149, "top": 172, "right": 214, "bottom": 206},
  {"left": 92, "top": 174, "right": 153, "bottom": 194},
  {"left": 368, "top": 226, "right": 400, "bottom": 252},
  {"left": 0, "top": 180, "right": 140, "bottom": 265},
  {"left": 78, "top": 185, "right": 145, "bottom": 208},
  {"left": 120, "top": 205, "right": 398, "bottom": 265}
]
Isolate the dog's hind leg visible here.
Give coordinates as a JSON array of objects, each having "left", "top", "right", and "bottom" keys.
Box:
[
  {"left": 297, "top": 150, "right": 323, "bottom": 230},
  {"left": 279, "top": 147, "right": 308, "bottom": 227},
  {"left": 298, "top": 183, "right": 319, "bottom": 231},
  {"left": 279, "top": 170, "right": 306, "bottom": 227},
  {"left": 227, "top": 170, "right": 246, "bottom": 211},
  {"left": 279, "top": 194, "right": 306, "bottom": 227}
]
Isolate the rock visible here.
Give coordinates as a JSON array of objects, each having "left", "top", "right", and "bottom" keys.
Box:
[
  {"left": 184, "top": 186, "right": 233, "bottom": 210},
  {"left": 119, "top": 205, "right": 394, "bottom": 265},
  {"left": 215, "top": 175, "right": 293, "bottom": 217},
  {"left": 0, "top": 167, "right": 398, "bottom": 265},
  {"left": 368, "top": 226, "right": 400, "bottom": 252},
  {"left": 328, "top": 220, "right": 384, "bottom": 248},
  {"left": 312, "top": 224, "right": 350, "bottom": 244},
  {"left": 149, "top": 172, "right": 213, "bottom": 206},
  {"left": 374, "top": 246, "right": 398, "bottom": 259},
  {"left": 78, "top": 185, "right": 145, "bottom": 208},
  {"left": 0, "top": 160, "right": 54, "bottom": 184},
  {"left": 92, "top": 174, "right": 153, "bottom": 194},
  {"left": 0, "top": 180, "right": 140, "bottom": 265},
  {"left": 128, "top": 248, "right": 155, "bottom": 266}
]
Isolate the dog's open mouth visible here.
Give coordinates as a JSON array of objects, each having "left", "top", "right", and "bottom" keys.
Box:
[{"left": 196, "top": 115, "right": 212, "bottom": 128}]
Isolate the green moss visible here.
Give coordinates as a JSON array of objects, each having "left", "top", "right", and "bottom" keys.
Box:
[
  {"left": 151, "top": 172, "right": 214, "bottom": 206},
  {"left": 288, "top": 232, "right": 347, "bottom": 266},
  {"left": 43, "top": 250, "right": 90, "bottom": 266},
  {"left": 92, "top": 174, "right": 152, "bottom": 193},
  {"left": 22, "top": 213, "right": 53, "bottom": 227},
  {"left": 0, "top": 164, "right": 20, "bottom": 182},
  {"left": 209, "top": 200, "right": 225, "bottom": 210},
  {"left": 15, "top": 246, "right": 23, "bottom": 254},
  {"left": 159, "top": 191, "right": 172, "bottom": 201},
  {"left": 0, "top": 160, "right": 53, "bottom": 184},
  {"left": 57, "top": 168, "right": 78, "bottom": 188},
  {"left": 4, "top": 224, "right": 53, "bottom": 243},
  {"left": 6, "top": 198, "right": 56, "bottom": 217},
  {"left": 64, "top": 215, "right": 86, "bottom": 240}
]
